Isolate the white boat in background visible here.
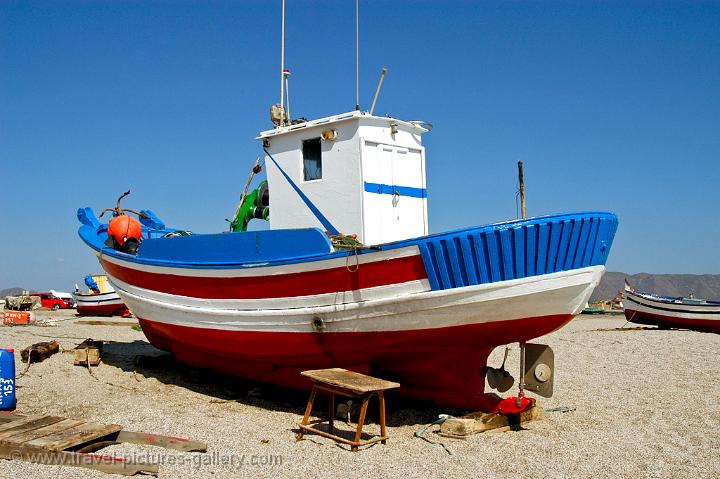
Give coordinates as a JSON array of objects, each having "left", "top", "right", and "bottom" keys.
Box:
[
  {"left": 624, "top": 281, "right": 720, "bottom": 333},
  {"left": 72, "top": 274, "right": 130, "bottom": 317}
]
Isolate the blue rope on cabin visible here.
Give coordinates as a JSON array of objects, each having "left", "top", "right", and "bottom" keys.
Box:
[{"left": 263, "top": 148, "right": 340, "bottom": 236}]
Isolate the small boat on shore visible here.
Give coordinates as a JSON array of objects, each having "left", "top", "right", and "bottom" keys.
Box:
[
  {"left": 623, "top": 281, "right": 720, "bottom": 333},
  {"left": 72, "top": 274, "right": 130, "bottom": 317}
]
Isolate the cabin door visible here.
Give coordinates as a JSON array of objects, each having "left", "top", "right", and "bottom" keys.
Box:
[{"left": 362, "top": 141, "right": 427, "bottom": 245}]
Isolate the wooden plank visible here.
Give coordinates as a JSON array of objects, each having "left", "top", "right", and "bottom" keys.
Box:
[
  {"left": 3, "top": 419, "right": 84, "bottom": 444},
  {"left": 27, "top": 425, "right": 97, "bottom": 449},
  {"left": 0, "top": 414, "right": 40, "bottom": 432},
  {"left": 30, "top": 422, "right": 123, "bottom": 451},
  {"left": 115, "top": 430, "right": 207, "bottom": 452},
  {"left": 0, "top": 444, "right": 158, "bottom": 476},
  {"left": 0, "top": 413, "right": 22, "bottom": 424},
  {"left": 301, "top": 368, "right": 400, "bottom": 394},
  {"left": 0, "top": 416, "right": 64, "bottom": 439}
]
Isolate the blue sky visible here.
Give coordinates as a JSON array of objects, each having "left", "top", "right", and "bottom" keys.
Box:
[{"left": 1, "top": 0, "right": 719, "bottom": 291}]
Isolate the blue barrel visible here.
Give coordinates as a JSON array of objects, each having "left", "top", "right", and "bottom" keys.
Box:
[{"left": 0, "top": 348, "right": 16, "bottom": 411}]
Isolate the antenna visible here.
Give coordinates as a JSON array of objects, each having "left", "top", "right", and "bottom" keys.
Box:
[
  {"left": 280, "top": 0, "right": 286, "bottom": 121},
  {"left": 369, "top": 67, "right": 388, "bottom": 115},
  {"left": 284, "top": 69, "right": 291, "bottom": 123},
  {"left": 355, "top": 0, "right": 360, "bottom": 110},
  {"left": 270, "top": 0, "right": 288, "bottom": 127}
]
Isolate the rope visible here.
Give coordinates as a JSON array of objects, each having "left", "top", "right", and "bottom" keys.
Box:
[
  {"left": 414, "top": 415, "right": 453, "bottom": 455},
  {"left": 346, "top": 247, "right": 359, "bottom": 273},
  {"left": 84, "top": 356, "right": 138, "bottom": 392},
  {"left": 328, "top": 234, "right": 364, "bottom": 272},
  {"left": 545, "top": 406, "right": 576, "bottom": 413},
  {"left": 85, "top": 350, "right": 95, "bottom": 378},
  {"left": 16, "top": 354, "right": 33, "bottom": 379}
]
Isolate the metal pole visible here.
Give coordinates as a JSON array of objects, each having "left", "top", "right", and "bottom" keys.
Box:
[
  {"left": 369, "top": 67, "right": 388, "bottom": 115},
  {"left": 517, "top": 342, "right": 526, "bottom": 407},
  {"left": 355, "top": 0, "right": 360, "bottom": 110},
  {"left": 284, "top": 70, "right": 291, "bottom": 123},
  {"left": 518, "top": 160, "right": 526, "bottom": 219},
  {"left": 280, "top": 0, "right": 286, "bottom": 123}
]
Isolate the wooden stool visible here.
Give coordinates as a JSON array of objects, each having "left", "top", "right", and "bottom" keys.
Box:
[{"left": 296, "top": 368, "right": 400, "bottom": 452}]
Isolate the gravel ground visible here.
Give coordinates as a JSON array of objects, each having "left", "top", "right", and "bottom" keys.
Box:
[{"left": 1, "top": 310, "right": 718, "bottom": 478}]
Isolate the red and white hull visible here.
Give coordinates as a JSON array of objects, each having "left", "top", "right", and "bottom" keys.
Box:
[
  {"left": 100, "top": 238, "right": 605, "bottom": 409},
  {"left": 624, "top": 290, "right": 720, "bottom": 333},
  {"left": 72, "top": 291, "right": 130, "bottom": 317}
]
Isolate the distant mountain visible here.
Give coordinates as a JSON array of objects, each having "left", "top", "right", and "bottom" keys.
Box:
[
  {"left": 0, "top": 287, "right": 25, "bottom": 298},
  {"left": 591, "top": 272, "right": 720, "bottom": 301}
]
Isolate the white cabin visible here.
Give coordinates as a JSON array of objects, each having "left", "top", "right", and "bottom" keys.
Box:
[{"left": 257, "top": 111, "right": 430, "bottom": 246}]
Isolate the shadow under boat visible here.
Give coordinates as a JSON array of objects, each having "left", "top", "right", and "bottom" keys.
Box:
[{"left": 101, "top": 340, "right": 462, "bottom": 427}]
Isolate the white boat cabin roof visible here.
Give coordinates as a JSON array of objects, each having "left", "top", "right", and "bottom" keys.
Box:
[{"left": 256, "top": 110, "right": 430, "bottom": 140}]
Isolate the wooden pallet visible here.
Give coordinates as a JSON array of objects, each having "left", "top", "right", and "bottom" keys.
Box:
[{"left": 0, "top": 412, "right": 207, "bottom": 476}]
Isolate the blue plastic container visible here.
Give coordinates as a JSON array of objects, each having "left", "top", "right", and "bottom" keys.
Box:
[{"left": 0, "top": 348, "right": 16, "bottom": 411}]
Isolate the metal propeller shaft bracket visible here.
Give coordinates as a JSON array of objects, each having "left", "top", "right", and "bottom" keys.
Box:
[{"left": 520, "top": 343, "right": 555, "bottom": 398}]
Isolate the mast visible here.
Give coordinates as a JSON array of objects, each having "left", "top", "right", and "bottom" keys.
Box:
[
  {"left": 518, "top": 161, "right": 526, "bottom": 219},
  {"left": 284, "top": 69, "right": 291, "bottom": 122},
  {"left": 355, "top": 0, "right": 360, "bottom": 110},
  {"left": 280, "top": 0, "right": 286, "bottom": 124}
]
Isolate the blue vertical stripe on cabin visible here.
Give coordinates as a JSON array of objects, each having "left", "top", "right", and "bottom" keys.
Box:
[{"left": 418, "top": 213, "right": 618, "bottom": 291}]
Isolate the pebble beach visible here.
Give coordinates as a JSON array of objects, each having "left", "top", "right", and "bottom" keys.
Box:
[{"left": 2, "top": 310, "right": 719, "bottom": 478}]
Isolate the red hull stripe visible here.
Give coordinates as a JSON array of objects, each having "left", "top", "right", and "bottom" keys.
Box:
[
  {"left": 77, "top": 303, "right": 129, "bottom": 316},
  {"left": 101, "top": 254, "right": 427, "bottom": 299}
]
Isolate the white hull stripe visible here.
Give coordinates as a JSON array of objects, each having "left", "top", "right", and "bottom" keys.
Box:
[
  {"left": 109, "top": 276, "right": 431, "bottom": 310},
  {"left": 116, "top": 265, "right": 605, "bottom": 333}
]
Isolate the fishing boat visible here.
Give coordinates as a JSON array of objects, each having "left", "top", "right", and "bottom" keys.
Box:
[
  {"left": 624, "top": 281, "right": 720, "bottom": 333},
  {"left": 75, "top": 3, "right": 618, "bottom": 411},
  {"left": 72, "top": 274, "right": 130, "bottom": 317},
  {"left": 76, "top": 110, "right": 618, "bottom": 411}
]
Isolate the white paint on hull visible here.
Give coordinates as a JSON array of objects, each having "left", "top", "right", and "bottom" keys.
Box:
[{"left": 110, "top": 265, "right": 605, "bottom": 334}]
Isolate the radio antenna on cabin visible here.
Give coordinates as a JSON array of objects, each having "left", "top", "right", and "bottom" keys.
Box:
[
  {"left": 284, "top": 68, "right": 291, "bottom": 123},
  {"left": 370, "top": 67, "right": 388, "bottom": 115},
  {"left": 270, "top": 0, "right": 288, "bottom": 127},
  {"left": 355, "top": 0, "right": 360, "bottom": 110},
  {"left": 280, "top": 0, "right": 286, "bottom": 125}
]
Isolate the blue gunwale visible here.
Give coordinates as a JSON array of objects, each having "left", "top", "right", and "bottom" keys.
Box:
[{"left": 78, "top": 209, "right": 618, "bottom": 277}]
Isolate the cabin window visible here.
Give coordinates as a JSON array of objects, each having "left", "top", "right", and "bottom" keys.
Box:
[{"left": 302, "top": 138, "right": 322, "bottom": 181}]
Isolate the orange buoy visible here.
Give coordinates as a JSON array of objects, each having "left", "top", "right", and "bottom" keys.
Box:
[{"left": 108, "top": 215, "right": 142, "bottom": 246}]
